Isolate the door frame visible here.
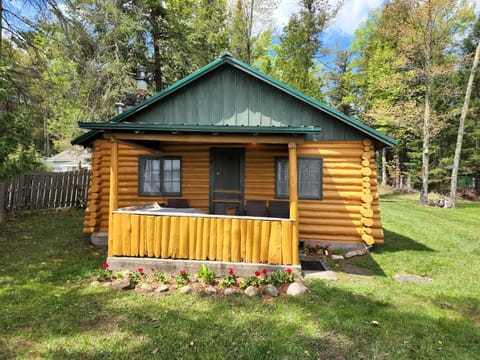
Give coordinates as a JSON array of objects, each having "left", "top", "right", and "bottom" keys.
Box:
[{"left": 209, "top": 147, "right": 245, "bottom": 214}]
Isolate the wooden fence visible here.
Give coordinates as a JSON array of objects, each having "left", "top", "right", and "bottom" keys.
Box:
[{"left": 0, "top": 169, "right": 90, "bottom": 215}]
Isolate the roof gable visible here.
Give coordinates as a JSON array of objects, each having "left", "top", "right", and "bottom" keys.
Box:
[{"left": 73, "top": 54, "right": 396, "bottom": 147}]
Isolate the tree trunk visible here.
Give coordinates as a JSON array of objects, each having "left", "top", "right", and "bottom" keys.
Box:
[
  {"left": 381, "top": 148, "right": 387, "bottom": 186},
  {"left": 420, "top": 11, "right": 432, "bottom": 206},
  {"left": 449, "top": 39, "right": 480, "bottom": 207},
  {"left": 150, "top": 7, "right": 165, "bottom": 92},
  {"left": 394, "top": 149, "right": 400, "bottom": 189}
]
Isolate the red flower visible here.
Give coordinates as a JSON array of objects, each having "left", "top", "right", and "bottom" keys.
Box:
[
  {"left": 306, "top": 243, "right": 311, "bottom": 248},
  {"left": 315, "top": 244, "right": 320, "bottom": 249},
  {"left": 102, "top": 262, "right": 109, "bottom": 269},
  {"left": 254, "top": 271, "right": 261, "bottom": 277},
  {"left": 325, "top": 245, "right": 330, "bottom": 250},
  {"left": 262, "top": 268, "right": 267, "bottom": 276},
  {"left": 138, "top": 267, "right": 144, "bottom": 273},
  {"left": 286, "top": 268, "right": 292, "bottom": 274},
  {"left": 228, "top": 268, "right": 234, "bottom": 275},
  {"left": 179, "top": 269, "right": 186, "bottom": 276}
]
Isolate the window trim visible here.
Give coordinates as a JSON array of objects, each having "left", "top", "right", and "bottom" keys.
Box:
[
  {"left": 138, "top": 156, "right": 182, "bottom": 197},
  {"left": 274, "top": 156, "right": 323, "bottom": 200}
]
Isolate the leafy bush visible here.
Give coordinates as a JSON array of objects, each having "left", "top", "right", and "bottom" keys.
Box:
[{"left": 197, "top": 264, "right": 216, "bottom": 284}]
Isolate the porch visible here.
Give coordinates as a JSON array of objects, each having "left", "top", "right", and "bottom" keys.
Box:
[{"left": 109, "top": 210, "right": 299, "bottom": 265}]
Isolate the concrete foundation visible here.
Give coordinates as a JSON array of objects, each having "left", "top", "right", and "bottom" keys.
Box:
[{"left": 106, "top": 256, "right": 302, "bottom": 278}]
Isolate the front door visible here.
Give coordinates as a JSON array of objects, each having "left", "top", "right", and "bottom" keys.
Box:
[{"left": 210, "top": 148, "right": 244, "bottom": 215}]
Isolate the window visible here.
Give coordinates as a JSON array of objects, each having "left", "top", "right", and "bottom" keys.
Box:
[
  {"left": 139, "top": 156, "right": 181, "bottom": 196},
  {"left": 275, "top": 157, "right": 323, "bottom": 200}
]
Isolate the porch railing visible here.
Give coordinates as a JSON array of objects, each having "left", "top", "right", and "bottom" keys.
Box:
[{"left": 110, "top": 211, "right": 299, "bottom": 265}]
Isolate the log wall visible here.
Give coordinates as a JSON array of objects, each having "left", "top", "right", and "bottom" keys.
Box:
[
  {"left": 297, "top": 139, "right": 383, "bottom": 244},
  {"left": 83, "top": 138, "right": 384, "bottom": 245}
]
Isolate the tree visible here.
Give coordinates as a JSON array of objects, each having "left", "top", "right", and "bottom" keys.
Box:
[
  {"left": 450, "top": 30, "right": 480, "bottom": 206},
  {"left": 274, "top": 0, "right": 340, "bottom": 100},
  {"left": 230, "top": 0, "right": 279, "bottom": 65},
  {"left": 381, "top": 0, "right": 475, "bottom": 205},
  {"left": 324, "top": 49, "right": 356, "bottom": 116}
]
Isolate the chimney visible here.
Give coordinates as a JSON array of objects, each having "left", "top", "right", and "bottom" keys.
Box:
[
  {"left": 136, "top": 66, "right": 147, "bottom": 95},
  {"left": 115, "top": 102, "right": 124, "bottom": 115}
]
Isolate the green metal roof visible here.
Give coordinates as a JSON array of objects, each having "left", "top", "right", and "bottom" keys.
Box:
[
  {"left": 78, "top": 122, "right": 322, "bottom": 134},
  {"left": 72, "top": 53, "right": 396, "bottom": 147}
]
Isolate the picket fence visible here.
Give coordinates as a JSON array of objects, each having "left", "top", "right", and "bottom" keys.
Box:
[{"left": 0, "top": 169, "right": 90, "bottom": 215}]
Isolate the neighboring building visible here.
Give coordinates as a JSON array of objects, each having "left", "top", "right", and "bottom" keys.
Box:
[
  {"left": 44, "top": 148, "right": 91, "bottom": 172},
  {"left": 72, "top": 53, "right": 396, "bottom": 266}
]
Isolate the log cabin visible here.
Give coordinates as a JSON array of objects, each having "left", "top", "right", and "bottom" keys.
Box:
[{"left": 72, "top": 53, "right": 396, "bottom": 267}]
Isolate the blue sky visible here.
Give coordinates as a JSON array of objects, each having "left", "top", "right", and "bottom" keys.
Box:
[{"left": 274, "top": 0, "right": 480, "bottom": 54}]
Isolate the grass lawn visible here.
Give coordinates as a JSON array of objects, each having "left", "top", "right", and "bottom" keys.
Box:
[{"left": 0, "top": 200, "right": 479, "bottom": 360}]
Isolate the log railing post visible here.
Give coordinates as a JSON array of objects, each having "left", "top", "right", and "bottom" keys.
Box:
[
  {"left": 108, "top": 140, "right": 119, "bottom": 256},
  {"left": 288, "top": 142, "right": 299, "bottom": 265}
]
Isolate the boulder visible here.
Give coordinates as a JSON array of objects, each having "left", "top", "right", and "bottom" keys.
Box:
[
  {"left": 263, "top": 284, "right": 279, "bottom": 297},
  {"left": 244, "top": 286, "right": 260, "bottom": 297},
  {"left": 135, "top": 283, "right": 156, "bottom": 294},
  {"left": 344, "top": 249, "right": 367, "bottom": 259},
  {"left": 286, "top": 282, "right": 308, "bottom": 296},
  {"left": 204, "top": 286, "right": 217, "bottom": 295},
  {"left": 155, "top": 285, "right": 170, "bottom": 293},
  {"left": 331, "top": 254, "right": 345, "bottom": 260},
  {"left": 111, "top": 277, "right": 131, "bottom": 290},
  {"left": 223, "top": 288, "right": 237, "bottom": 296},
  {"left": 180, "top": 285, "right": 193, "bottom": 294}
]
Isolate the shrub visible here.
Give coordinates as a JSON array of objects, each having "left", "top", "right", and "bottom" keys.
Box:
[{"left": 197, "top": 264, "right": 216, "bottom": 284}]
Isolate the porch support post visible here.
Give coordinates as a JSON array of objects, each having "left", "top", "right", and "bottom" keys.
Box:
[
  {"left": 288, "top": 142, "right": 299, "bottom": 265},
  {"left": 108, "top": 140, "right": 119, "bottom": 256}
]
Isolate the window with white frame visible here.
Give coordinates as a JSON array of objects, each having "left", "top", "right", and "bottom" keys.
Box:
[
  {"left": 274, "top": 157, "right": 323, "bottom": 200},
  {"left": 138, "top": 156, "right": 181, "bottom": 196}
]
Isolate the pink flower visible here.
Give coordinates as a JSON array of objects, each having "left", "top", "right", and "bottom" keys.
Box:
[
  {"left": 255, "top": 271, "right": 261, "bottom": 277},
  {"left": 262, "top": 268, "right": 267, "bottom": 276},
  {"left": 179, "top": 269, "right": 186, "bottom": 276},
  {"left": 138, "top": 267, "right": 144, "bottom": 273},
  {"left": 102, "top": 263, "right": 109, "bottom": 269},
  {"left": 228, "top": 268, "right": 234, "bottom": 275},
  {"left": 286, "top": 268, "right": 292, "bottom": 274}
]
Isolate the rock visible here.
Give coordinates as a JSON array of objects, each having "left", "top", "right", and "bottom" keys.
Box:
[
  {"left": 263, "top": 284, "right": 279, "bottom": 297},
  {"left": 244, "top": 286, "right": 259, "bottom": 297},
  {"left": 331, "top": 254, "right": 344, "bottom": 260},
  {"left": 341, "top": 264, "right": 374, "bottom": 276},
  {"left": 102, "top": 282, "right": 112, "bottom": 288},
  {"left": 204, "top": 286, "right": 217, "bottom": 295},
  {"left": 135, "top": 283, "right": 156, "bottom": 294},
  {"left": 303, "top": 271, "right": 337, "bottom": 281},
  {"left": 155, "top": 285, "right": 170, "bottom": 293},
  {"left": 111, "top": 277, "right": 131, "bottom": 290},
  {"left": 286, "top": 282, "right": 308, "bottom": 296},
  {"left": 180, "top": 285, "right": 193, "bottom": 294},
  {"left": 371, "top": 320, "right": 380, "bottom": 327},
  {"left": 223, "top": 288, "right": 237, "bottom": 296},
  {"left": 90, "top": 281, "right": 100, "bottom": 286},
  {"left": 393, "top": 274, "right": 433, "bottom": 283},
  {"left": 344, "top": 249, "right": 367, "bottom": 259}
]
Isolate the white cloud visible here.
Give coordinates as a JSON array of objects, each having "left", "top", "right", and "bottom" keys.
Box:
[
  {"left": 273, "top": 0, "right": 383, "bottom": 34},
  {"left": 329, "top": 0, "right": 384, "bottom": 36}
]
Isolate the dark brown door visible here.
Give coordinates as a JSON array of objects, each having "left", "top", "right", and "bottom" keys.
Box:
[{"left": 210, "top": 148, "right": 244, "bottom": 214}]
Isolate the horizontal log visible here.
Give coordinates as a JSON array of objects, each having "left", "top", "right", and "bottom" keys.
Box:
[
  {"left": 298, "top": 203, "right": 363, "bottom": 212},
  {"left": 300, "top": 225, "right": 363, "bottom": 236},
  {"left": 298, "top": 149, "right": 363, "bottom": 158},
  {"left": 299, "top": 234, "right": 362, "bottom": 242},
  {"left": 300, "top": 141, "right": 364, "bottom": 149},
  {"left": 300, "top": 218, "right": 362, "bottom": 227}
]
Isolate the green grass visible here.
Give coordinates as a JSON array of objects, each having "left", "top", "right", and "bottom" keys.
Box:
[{"left": 0, "top": 202, "right": 479, "bottom": 359}]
